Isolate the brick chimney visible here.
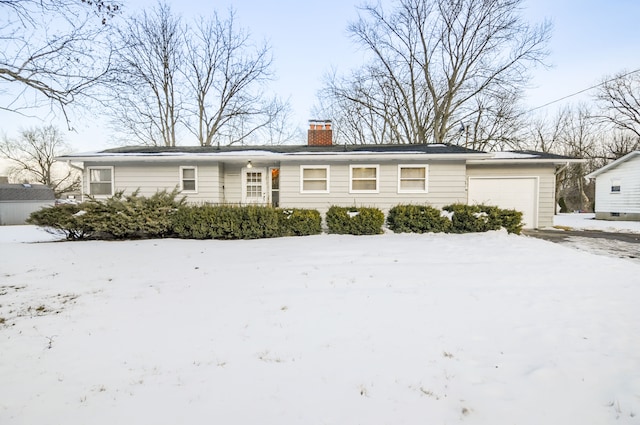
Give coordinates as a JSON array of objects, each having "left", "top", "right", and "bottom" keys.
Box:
[{"left": 307, "top": 120, "right": 332, "bottom": 146}]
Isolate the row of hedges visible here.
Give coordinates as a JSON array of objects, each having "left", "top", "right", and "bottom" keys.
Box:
[
  {"left": 28, "top": 192, "right": 523, "bottom": 240},
  {"left": 386, "top": 203, "right": 523, "bottom": 234},
  {"left": 27, "top": 191, "right": 322, "bottom": 240},
  {"left": 172, "top": 205, "right": 322, "bottom": 240}
]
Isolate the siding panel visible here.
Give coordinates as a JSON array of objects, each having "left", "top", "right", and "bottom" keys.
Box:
[
  {"left": 279, "top": 160, "right": 467, "bottom": 214},
  {"left": 83, "top": 162, "right": 222, "bottom": 204},
  {"left": 593, "top": 156, "right": 640, "bottom": 214}
]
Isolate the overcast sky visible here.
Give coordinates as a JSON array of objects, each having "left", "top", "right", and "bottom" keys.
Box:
[{"left": 2, "top": 0, "right": 640, "bottom": 156}]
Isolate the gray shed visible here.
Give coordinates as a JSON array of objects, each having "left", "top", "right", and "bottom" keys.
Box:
[{"left": 0, "top": 184, "right": 55, "bottom": 225}]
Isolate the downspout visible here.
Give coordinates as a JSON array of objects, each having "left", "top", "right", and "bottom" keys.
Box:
[
  {"left": 554, "top": 162, "right": 569, "bottom": 176},
  {"left": 66, "top": 161, "right": 85, "bottom": 202},
  {"left": 554, "top": 162, "right": 570, "bottom": 214}
]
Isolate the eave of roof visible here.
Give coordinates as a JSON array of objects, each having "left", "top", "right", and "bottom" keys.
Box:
[
  {"left": 585, "top": 151, "right": 640, "bottom": 178},
  {"left": 57, "top": 143, "right": 494, "bottom": 162},
  {"left": 467, "top": 150, "right": 584, "bottom": 165},
  {"left": 56, "top": 145, "right": 583, "bottom": 165}
]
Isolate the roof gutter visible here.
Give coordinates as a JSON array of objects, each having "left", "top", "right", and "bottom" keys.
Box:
[
  {"left": 57, "top": 152, "right": 494, "bottom": 163},
  {"left": 467, "top": 158, "right": 585, "bottom": 165}
]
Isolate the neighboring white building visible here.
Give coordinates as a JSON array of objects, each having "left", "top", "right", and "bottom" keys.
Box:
[
  {"left": 586, "top": 151, "right": 640, "bottom": 221},
  {"left": 0, "top": 184, "right": 55, "bottom": 225},
  {"left": 58, "top": 122, "right": 582, "bottom": 229}
]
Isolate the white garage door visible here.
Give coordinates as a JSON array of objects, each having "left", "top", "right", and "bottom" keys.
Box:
[{"left": 468, "top": 177, "right": 538, "bottom": 228}]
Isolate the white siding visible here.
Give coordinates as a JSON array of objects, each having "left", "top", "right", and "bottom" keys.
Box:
[
  {"left": 83, "top": 162, "right": 223, "bottom": 204},
  {"left": 278, "top": 160, "right": 467, "bottom": 214},
  {"left": 593, "top": 155, "right": 640, "bottom": 214},
  {"left": 223, "top": 163, "right": 243, "bottom": 204},
  {"left": 0, "top": 201, "right": 54, "bottom": 225},
  {"left": 466, "top": 164, "right": 557, "bottom": 228}
]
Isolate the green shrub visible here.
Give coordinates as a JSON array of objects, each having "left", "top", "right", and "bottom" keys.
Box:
[
  {"left": 387, "top": 204, "right": 452, "bottom": 233},
  {"left": 173, "top": 205, "right": 294, "bottom": 240},
  {"left": 172, "top": 204, "right": 218, "bottom": 239},
  {"left": 326, "top": 206, "right": 384, "bottom": 235},
  {"left": 83, "top": 190, "right": 184, "bottom": 239},
  {"left": 27, "top": 203, "right": 95, "bottom": 240},
  {"left": 442, "top": 203, "right": 523, "bottom": 234},
  {"left": 497, "top": 208, "right": 524, "bottom": 235},
  {"left": 239, "top": 205, "right": 282, "bottom": 239},
  {"left": 279, "top": 208, "right": 322, "bottom": 236},
  {"left": 442, "top": 204, "right": 494, "bottom": 233},
  {"left": 28, "top": 190, "right": 184, "bottom": 240}
]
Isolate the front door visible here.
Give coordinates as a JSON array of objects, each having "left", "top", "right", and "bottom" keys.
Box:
[{"left": 242, "top": 167, "right": 267, "bottom": 205}]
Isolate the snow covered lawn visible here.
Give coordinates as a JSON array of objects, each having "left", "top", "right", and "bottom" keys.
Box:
[{"left": 1, "top": 225, "right": 639, "bottom": 424}]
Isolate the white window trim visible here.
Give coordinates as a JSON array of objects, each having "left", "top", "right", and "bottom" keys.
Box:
[
  {"left": 349, "top": 164, "right": 380, "bottom": 194},
  {"left": 87, "top": 166, "right": 114, "bottom": 197},
  {"left": 180, "top": 166, "right": 198, "bottom": 193},
  {"left": 300, "top": 165, "right": 330, "bottom": 193},
  {"left": 611, "top": 178, "right": 621, "bottom": 193},
  {"left": 397, "top": 164, "right": 429, "bottom": 193}
]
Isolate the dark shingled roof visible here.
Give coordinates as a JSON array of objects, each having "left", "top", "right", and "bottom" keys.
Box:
[
  {"left": 506, "top": 150, "right": 579, "bottom": 160},
  {"left": 0, "top": 184, "right": 56, "bottom": 201},
  {"left": 100, "top": 143, "right": 486, "bottom": 155}
]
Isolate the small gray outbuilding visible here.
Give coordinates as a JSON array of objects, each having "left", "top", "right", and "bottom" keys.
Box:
[{"left": 0, "top": 184, "right": 55, "bottom": 225}]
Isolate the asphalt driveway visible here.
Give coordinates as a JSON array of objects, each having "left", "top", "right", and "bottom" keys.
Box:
[{"left": 523, "top": 229, "right": 640, "bottom": 263}]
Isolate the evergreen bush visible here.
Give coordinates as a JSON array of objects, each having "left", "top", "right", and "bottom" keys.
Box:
[
  {"left": 173, "top": 205, "right": 321, "bottom": 240},
  {"left": 326, "top": 206, "right": 384, "bottom": 235},
  {"left": 442, "top": 203, "right": 523, "bottom": 234},
  {"left": 279, "top": 208, "right": 322, "bottom": 236},
  {"left": 27, "top": 203, "right": 94, "bottom": 240},
  {"left": 82, "top": 190, "right": 184, "bottom": 239},
  {"left": 28, "top": 189, "right": 184, "bottom": 240},
  {"left": 386, "top": 204, "right": 452, "bottom": 233}
]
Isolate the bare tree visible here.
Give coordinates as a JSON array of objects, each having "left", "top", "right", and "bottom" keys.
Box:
[
  {"left": 553, "top": 105, "right": 601, "bottom": 212},
  {"left": 108, "top": 2, "right": 184, "bottom": 146},
  {"left": 105, "top": 4, "right": 288, "bottom": 147},
  {"left": 183, "top": 10, "right": 281, "bottom": 146},
  {"left": 0, "top": 0, "right": 116, "bottom": 124},
  {"left": 524, "top": 107, "right": 573, "bottom": 153},
  {"left": 320, "top": 68, "right": 408, "bottom": 145},
  {"left": 598, "top": 131, "right": 640, "bottom": 161},
  {"left": 320, "top": 0, "right": 550, "bottom": 145},
  {"left": 455, "top": 91, "right": 526, "bottom": 151},
  {"left": 0, "top": 125, "right": 80, "bottom": 196},
  {"left": 595, "top": 70, "right": 640, "bottom": 139}
]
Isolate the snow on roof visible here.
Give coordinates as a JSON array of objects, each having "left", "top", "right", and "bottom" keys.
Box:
[{"left": 492, "top": 152, "right": 538, "bottom": 159}]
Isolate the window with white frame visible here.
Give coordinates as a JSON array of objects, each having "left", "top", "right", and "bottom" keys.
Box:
[
  {"left": 88, "top": 167, "right": 113, "bottom": 196},
  {"left": 350, "top": 165, "right": 379, "bottom": 193},
  {"left": 398, "top": 164, "right": 428, "bottom": 193},
  {"left": 300, "top": 166, "right": 330, "bottom": 193},
  {"left": 611, "top": 178, "right": 621, "bottom": 193},
  {"left": 180, "top": 166, "right": 197, "bottom": 192}
]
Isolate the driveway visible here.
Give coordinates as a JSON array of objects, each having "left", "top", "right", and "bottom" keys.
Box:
[{"left": 523, "top": 229, "right": 640, "bottom": 263}]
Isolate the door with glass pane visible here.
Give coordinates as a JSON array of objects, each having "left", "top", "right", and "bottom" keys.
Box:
[{"left": 242, "top": 167, "right": 267, "bottom": 204}]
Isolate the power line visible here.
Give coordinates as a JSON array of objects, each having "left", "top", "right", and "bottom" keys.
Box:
[{"left": 523, "top": 67, "right": 640, "bottom": 115}]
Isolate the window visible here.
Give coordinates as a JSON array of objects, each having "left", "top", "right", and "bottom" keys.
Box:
[
  {"left": 398, "top": 165, "right": 428, "bottom": 193},
  {"left": 611, "top": 179, "right": 621, "bottom": 193},
  {"left": 88, "top": 167, "right": 113, "bottom": 196},
  {"left": 350, "top": 165, "right": 379, "bottom": 193},
  {"left": 300, "top": 166, "right": 330, "bottom": 193},
  {"left": 180, "top": 166, "right": 197, "bottom": 192}
]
